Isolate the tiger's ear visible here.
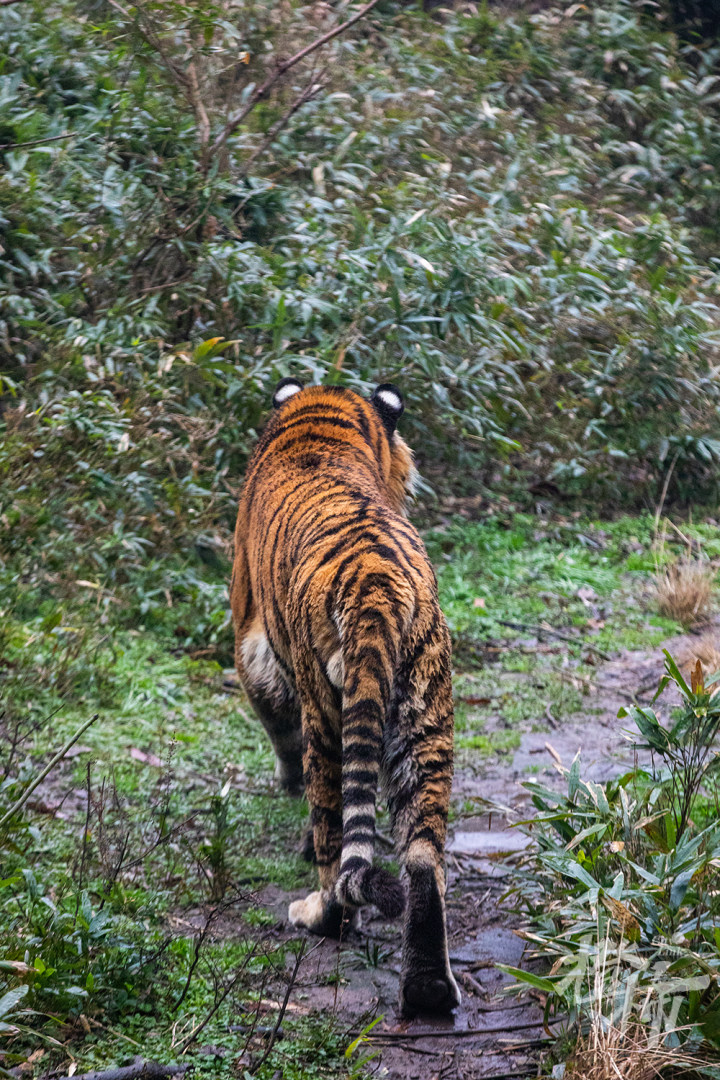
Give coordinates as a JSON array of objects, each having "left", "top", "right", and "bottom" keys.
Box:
[
  {"left": 370, "top": 384, "right": 404, "bottom": 436},
  {"left": 273, "top": 377, "right": 303, "bottom": 408}
]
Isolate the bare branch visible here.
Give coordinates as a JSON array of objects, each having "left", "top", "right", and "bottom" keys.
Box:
[
  {"left": 210, "top": 0, "right": 383, "bottom": 158},
  {"left": 238, "top": 75, "right": 326, "bottom": 179},
  {"left": 250, "top": 940, "right": 306, "bottom": 1072},
  {"left": 104, "top": 0, "right": 190, "bottom": 90},
  {"left": 0, "top": 131, "right": 78, "bottom": 150},
  {"left": 187, "top": 61, "right": 211, "bottom": 148},
  {"left": 179, "top": 947, "right": 257, "bottom": 1054}
]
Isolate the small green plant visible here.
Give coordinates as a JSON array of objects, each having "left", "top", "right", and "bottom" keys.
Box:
[
  {"left": 200, "top": 780, "right": 235, "bottom": 903},
  {"left": 350, "top": 939, "right": 394, "bottom": 971},
  {"left": 621, "top": 652, "right": 720, "bottom": 842},
  {"left": 501, "top": 651, "right": 720, "bottom": 1065},
  {"left": 344, "top": 1015, "right": 383, "bottom": 1078}
]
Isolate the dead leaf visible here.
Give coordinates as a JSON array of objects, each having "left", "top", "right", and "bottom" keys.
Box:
[
  {"left": 459, "top": 696, "right": 492, "bottom": 706},
  {"left": 691, "top": 659, "right": 704, "bottom": 694},
  {"left": 20, "top": 1050, "right": 45, "bottom": 1074},
  {"left": 601, "top": 895, "right": 641, "bottom": 941},
  {"left": 129, "top": 747, "right": 164, "bottom": 768}
]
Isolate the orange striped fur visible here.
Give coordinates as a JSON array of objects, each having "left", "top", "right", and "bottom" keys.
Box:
[{"left": 230, "top": 380, "right": 459, "bottom": 1015}]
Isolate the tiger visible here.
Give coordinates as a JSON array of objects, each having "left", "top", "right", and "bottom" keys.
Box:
[{"left": 230, "top": 378, "right": 460, "bottom": 1016}]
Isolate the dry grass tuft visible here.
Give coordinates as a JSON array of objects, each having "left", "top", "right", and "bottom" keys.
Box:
[
  {"left": 676, "top": 630, "right": 720, "bottom": 679},
  {"left": 563, "top": 924, "right": 711, "bottom": 1080},
  {"left": 567, "top": 1022, "right": 707, "bottom": 1080},
  {"left": 651, "top": 559, "right": 716, "bottom": 628}
]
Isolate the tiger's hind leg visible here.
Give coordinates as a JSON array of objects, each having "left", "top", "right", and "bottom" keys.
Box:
[
  {"left": 287, "top": 678, "right": 355, "bottom": 938},
  {"left": 237, "top": 620, "right": 304, "bottom": 796},
  {"left": 387, "top": 641, "right": 460, "bottom": 1017}
]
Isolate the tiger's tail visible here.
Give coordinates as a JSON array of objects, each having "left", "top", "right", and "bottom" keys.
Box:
[{"left": 333, "top": 589, "right": 406, "bottom": 920}]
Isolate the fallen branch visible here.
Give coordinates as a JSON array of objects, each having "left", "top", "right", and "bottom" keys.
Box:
[
  {"left": 494, "top": 619, "right": 611, "bottom": 661},
  {"left": 459, "top": 970, "right": 486, "bottom": 997},
  {"left": 54, "top": 1059, "right": 191, "bottom": 1080},
  {"left": 463, "top": 1072, "right": 536, "bottom": 1080},
  {"left": 210, "top": 0, "right": 383, "bottom": 158},
  {"left": 0, "top": 714, "right": 99, "bottom": 832},
  {"left": 361, "top": 1017, "right": 557, "bottom": 1041}
]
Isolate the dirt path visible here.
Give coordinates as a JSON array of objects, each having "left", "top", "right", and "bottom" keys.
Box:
[{"left": 258, "top": 627, "right": 706, "bottom": 1078}]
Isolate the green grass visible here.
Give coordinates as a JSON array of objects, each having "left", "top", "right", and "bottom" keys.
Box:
[
  {"left": 433, "top": 511, "right": 718, "bottom": 768},
  {"left": 427, "top": 512, "right": 697, "bottom": 655}
]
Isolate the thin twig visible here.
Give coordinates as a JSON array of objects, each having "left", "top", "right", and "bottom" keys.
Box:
[
  {"left": 0, "top": 714, "right": 99, "bottom": 832},
  {"left": 361, "top": 1018, "right": 554, "bottom": 1041},
  {"left": 250, "top": 941, "right": 307, "bottom": 1072},
  {"left": 180, "top": 945, "right": 258, "bottom": 1054},
  {"left": 75, "top": 761, "right": 93, "bottom": 919},
  {"left": 117, "top": 809, "right": 202, "bottom": 874},
  {"left": 172, "top": 898, "right": 245, "bottom": 1013},
  {"left": 210, "top": 0, "right": 383, "bottom": 158},
  {"left": 654, "top": 449, "right": 680, "bottom": 535}
]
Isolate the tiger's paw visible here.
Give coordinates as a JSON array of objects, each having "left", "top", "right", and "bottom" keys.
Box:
[
  {"left": 400, "top": 969, "right": 461, "bottom": 1017},
  {"left": 288, "top": 891, "right": 356, "bottom": 938}
]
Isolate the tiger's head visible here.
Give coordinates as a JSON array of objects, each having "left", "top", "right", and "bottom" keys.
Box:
[{"left": 271, "top": 378, "right": 417, "bottom": 515}]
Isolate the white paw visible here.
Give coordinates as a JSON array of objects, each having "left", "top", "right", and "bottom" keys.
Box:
[{"left": 288, "top": 890, "right": 325, "bottom": 930}]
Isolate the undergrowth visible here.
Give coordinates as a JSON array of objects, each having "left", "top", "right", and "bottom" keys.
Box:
[{"left": 503, "top": 653, "right": 720, "bottom": 1075}]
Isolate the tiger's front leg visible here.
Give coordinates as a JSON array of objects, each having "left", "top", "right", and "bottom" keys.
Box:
[{"left": 236, "top": 620, "right": 304, "bottom": 795}]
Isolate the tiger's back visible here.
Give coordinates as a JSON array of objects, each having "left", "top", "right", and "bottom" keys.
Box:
[{"left": 231, "top": 379, "right": 459, "bottom": 1016}]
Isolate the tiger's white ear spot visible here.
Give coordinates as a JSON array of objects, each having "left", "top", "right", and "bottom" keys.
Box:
[
  {"left": 275, "top": 383, "right": 301, "bottom": 404},
  {"left": 273, "top": 377, "right": 303, "bottom": 408},
  {"left": 370, "top": 383, "right": 404, "bottom": 436},
  {"left": 376, "top": 388, "right": 402, "bottom": 413}
]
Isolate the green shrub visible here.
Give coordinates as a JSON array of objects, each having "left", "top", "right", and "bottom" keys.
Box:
[{"left": 503, "top": 651, "right": 720, "bottom": 1058}]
